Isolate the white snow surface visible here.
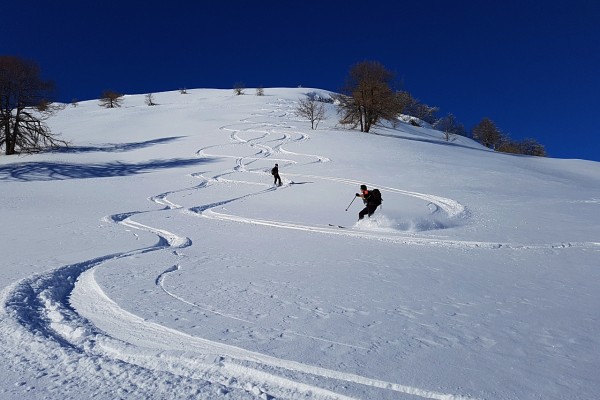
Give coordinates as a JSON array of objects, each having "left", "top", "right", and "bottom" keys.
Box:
[{"left": 0, "top": 88, "right": 599, "bottom": 399}]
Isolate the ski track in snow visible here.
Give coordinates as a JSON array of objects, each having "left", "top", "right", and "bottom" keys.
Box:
[
  {"left": 189, "top": 99, "right": 596, "bottom": 250},
  {"left": 157, "top": 264, "right": 370, "bottom": 350},
  {"left": 3, "top": 97, "right": 596, "bottom": 399}
]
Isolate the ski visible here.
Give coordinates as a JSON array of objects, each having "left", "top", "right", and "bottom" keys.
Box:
[{"left": 328, "top": 224, "right": 347, "bottom": 229}]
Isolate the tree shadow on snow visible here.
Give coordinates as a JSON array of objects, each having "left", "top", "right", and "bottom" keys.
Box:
[
  {"left": 371, "top": 130, "right": 487, "bottom": 153},
  {"left": 51, "top": 136, "right": 185, "bottom": 154},
  {"left": 0, "top": 157, "right": 217, "bottom": 182}
]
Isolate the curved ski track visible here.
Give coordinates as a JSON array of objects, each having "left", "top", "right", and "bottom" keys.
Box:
[{"left": 2, "top": 97, "right": 596, "bottom": 399}]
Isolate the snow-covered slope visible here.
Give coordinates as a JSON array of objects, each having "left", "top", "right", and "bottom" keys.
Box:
[{"left": 1, "top": 88, "right": 599, "bottom": 399}]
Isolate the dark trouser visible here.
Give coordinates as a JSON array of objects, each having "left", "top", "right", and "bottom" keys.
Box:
[
  {"left": 359, "top": 204, "right": 378, "bottom": 220},
  {"left": 274, "top": 174, "right": 281, "bottom": 186}
]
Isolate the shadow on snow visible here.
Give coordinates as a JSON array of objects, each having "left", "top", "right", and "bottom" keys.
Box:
[
  {"left": 0, "top": 157, "right": 216, "bottom": 182},
  {"left": 51, "top": 136, "right": 185, "bottom": 154}
]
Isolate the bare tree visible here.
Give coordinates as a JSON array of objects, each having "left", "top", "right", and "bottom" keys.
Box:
[
  {"left": 496, "top": 137, "right": 521, "bottom": 154},
  {"left": 399, "top": 91, "right": 439, "bottom": 125},
  {"left": 336, "top": 61, "right": 403, "bottom": 133},
  {"left": 498, "top": 137, "right": 547, "bottom": 156},
  {"left": 233, "top": 82, "right": 245, "bottom": 95},
  {"left": 145, "top": 93, "right": 157, "bottom": 106},
  {"left": 434, "top": 113, "right": 466, "bottom": 141},
  {"left": 296, "top": 96, "right": 326, "bottom": 129},
  {"left": 333, "top": 92, "right": 362, "bottom": 129},
  {"left": 394, "top": 90, "right": 414, "bottom": 114},
  {"left": 99, "top": 90, "right": 124, "bottom": 108},
  {"left": 472, "top": 117, "right": 502, "bottom": 149},
  {"left": 519, "top": 138, "right": 546, "bottom": 156},
  {"left": 0, "top": 56, "right": 67, "bottom": 155}
]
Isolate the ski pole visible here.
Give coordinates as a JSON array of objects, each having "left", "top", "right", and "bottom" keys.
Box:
[{"left": 345, "top": 195, "right": 357, "bottom": 211}]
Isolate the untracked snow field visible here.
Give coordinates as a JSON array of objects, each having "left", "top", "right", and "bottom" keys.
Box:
[{"left": 1, "top": 88, "right": 599, "bottom": 399}]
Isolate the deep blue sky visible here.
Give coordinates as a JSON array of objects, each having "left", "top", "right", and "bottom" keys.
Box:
[{"left": 4, "top": 1, "right": 599, "bottom": 161}]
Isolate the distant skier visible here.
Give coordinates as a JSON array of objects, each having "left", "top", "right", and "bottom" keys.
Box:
[
  {"left": 356, "top": 184, "right": 382, "bottom": 220},
  {"left": 271, "top": 163, "right": 282, "bottom": 186}
]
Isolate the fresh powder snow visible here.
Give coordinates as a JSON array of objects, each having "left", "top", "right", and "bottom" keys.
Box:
[{"left": 0, "top": 88, "right": 599, "bottom": 399}]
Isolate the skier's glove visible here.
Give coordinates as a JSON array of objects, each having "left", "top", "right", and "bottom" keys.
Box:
[{"left": 355, "top": 193, "right": 360, "bottom": 197}]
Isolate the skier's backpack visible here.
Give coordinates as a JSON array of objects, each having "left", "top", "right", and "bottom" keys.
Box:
[
  {"left": 271, "top": 167, "right": 276, "bottom": 175},
  {"left": 370, "top": 188, "right": 382, "bottom": 206}
]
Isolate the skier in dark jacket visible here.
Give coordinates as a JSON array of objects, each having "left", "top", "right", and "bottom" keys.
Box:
[
  {"left": 271, "top": 163, "right": 282, "bottom": 186},
  {"left": 356, "top": 184, "right": 379, "bottom": 220}
]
